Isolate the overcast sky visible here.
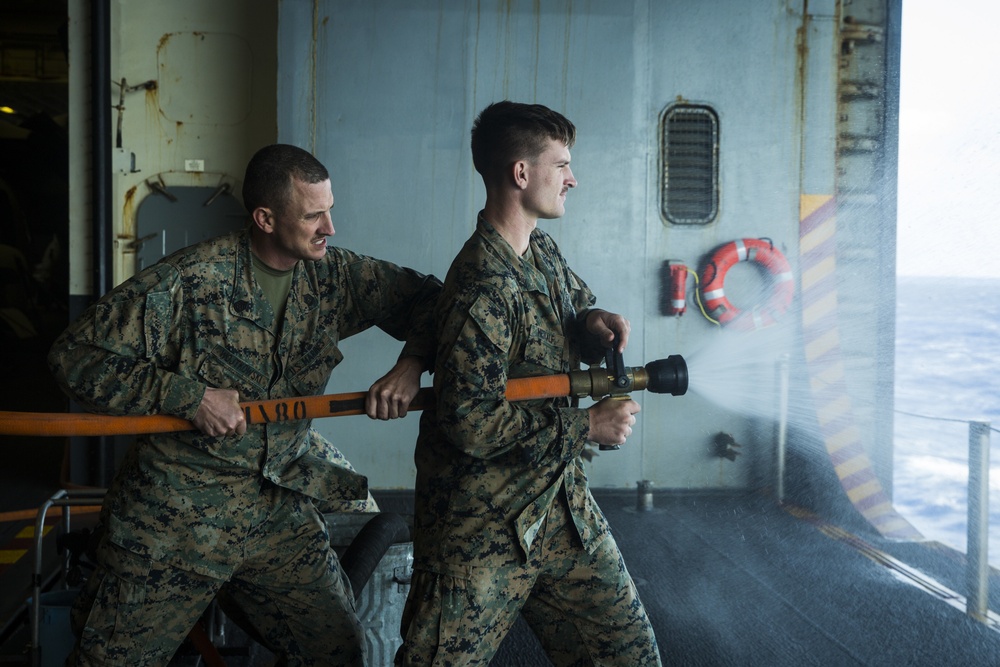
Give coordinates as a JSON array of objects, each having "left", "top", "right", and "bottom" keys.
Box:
[{"left": 896, "top": 1, "right": 1000, "bottom": 278}]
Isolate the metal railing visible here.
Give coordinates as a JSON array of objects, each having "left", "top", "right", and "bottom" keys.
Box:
[
  {"left": 30, "top": 488, "right": 106, "bottom": 667},
  {"left": 967, "top": 421, "right": 993, "bottom": 621},
  {"left": 894, "top": 410, "right": 999, "bottom": 624}
]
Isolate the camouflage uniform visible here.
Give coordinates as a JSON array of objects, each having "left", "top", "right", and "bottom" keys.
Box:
[
  {"left": 396, "top": 217, "right": 661, "bottom": 666},
  {"left": 49, "top": 228, "right": 439, "bottom": 666}
]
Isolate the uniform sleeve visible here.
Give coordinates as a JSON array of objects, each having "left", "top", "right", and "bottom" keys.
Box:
[
  {"left": 333, "top": 249, "right": 442, "bottom": 369},
  {"left": 537, "top": 233, "right": 604, "bottom": 365},
  {"left": 435, "top": 282, "right": 590, "bottom": 464},
  {"left": 47, "top": 264, "right": 205, "bottom": 420}
]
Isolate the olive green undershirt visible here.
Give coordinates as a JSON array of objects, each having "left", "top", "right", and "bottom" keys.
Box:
[
  {"left": 251, "top": 253, "right": 293, "bottom": 332},
  {"left": 251, "top": 254, "right": 294, "bottom": 387}
]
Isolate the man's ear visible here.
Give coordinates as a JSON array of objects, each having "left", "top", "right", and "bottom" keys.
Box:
[
  {"left": 252, "top": 207, "right": 274, "bottom": 233},
  {"left": 512, "top": 160, "right": 529, "bottom": 190}
]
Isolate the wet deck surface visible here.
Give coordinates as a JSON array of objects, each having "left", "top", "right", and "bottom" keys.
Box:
[
  {"left": 587, "top": 490, "right": 1000, "bottom": 666},
  {"left": 4, "top": 482, "right": 1000, "bottom": 666},
  {"left": 368, "top": 488, "right": 1000, "bottom": 666}
]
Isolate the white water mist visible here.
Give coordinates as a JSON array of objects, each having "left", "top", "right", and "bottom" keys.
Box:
[{"left": 685, "top": 326, "right": 813, "bottom": 430}]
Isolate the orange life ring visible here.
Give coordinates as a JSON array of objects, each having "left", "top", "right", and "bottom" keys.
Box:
[{"left": 699, "top": 238, "right": 794, "bottom": 330}]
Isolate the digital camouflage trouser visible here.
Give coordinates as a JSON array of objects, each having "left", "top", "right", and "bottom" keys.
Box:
[
  {"left": 395, "top": 492, "right": 662, "bottom": 666},
  {"left": 67, "top": 487, "right": 366, "bottom": 666}
]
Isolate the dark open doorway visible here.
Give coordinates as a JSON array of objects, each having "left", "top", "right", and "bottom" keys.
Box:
[{"left": 0, "top": 0, "right": 71, "bottom": 512}]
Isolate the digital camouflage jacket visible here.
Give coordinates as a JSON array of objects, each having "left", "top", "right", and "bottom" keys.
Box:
[
  {"left": 412, "top": 217, "right": 610, "bottom": 572},
  {"left": 49, "top": 229, "right": 440, "bottom": 578}
]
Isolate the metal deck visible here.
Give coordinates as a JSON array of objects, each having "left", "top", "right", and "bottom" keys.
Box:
[
  {"left": 433, "top": 489, "right": 1000, "bottom": 666},
  {"left": 583, "top": 490, "right": 1000, "bottom": 666},
  {"left": 4, "top": 482, "right": 1000, "bottom": 665}
]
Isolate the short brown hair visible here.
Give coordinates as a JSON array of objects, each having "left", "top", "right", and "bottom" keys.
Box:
[
  {"left": 242, "top": 144, "right": 329, "bottom": 216},
  {"left": 471, "top": 101, "right": 576, "bottom": 185}
]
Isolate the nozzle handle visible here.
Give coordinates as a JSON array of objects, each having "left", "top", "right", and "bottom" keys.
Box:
[{"left": 599, "top": 393, "right": 631, "bottom": 451}]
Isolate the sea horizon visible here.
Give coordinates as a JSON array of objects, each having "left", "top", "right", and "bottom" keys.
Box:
[{"left": 893, "top": 274, "right": 1000, "bottom": 564}]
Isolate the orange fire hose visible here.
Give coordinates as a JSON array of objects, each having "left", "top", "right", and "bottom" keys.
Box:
[
  {"left": 0, "top": 374, "right": 575, "bottom": 438},
  {"left": 0, "top": 356, "right": 686, "bottom": 438}
]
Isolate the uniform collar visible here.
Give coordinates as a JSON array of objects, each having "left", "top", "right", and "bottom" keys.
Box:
[
  {"left": 229, "top": 229, "right": 261, "bottom": 322},
  {"left": 229, "top": 230, "right": 319, "bottom": 330},
  {"left": 476, "top": 213, "right": 549, "bottom": 293}
]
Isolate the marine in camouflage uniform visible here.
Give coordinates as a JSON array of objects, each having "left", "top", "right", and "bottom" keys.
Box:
[
  {"left": 48, "top": 144, "right": 440, "bottom": 666},
  {"left": 396, "top": 103, "right": 661, "bottom": 666}
]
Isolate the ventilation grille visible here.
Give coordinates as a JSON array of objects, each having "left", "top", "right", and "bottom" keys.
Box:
[{"left": 661, "top": 105, "right": 719, "bottom": 224}]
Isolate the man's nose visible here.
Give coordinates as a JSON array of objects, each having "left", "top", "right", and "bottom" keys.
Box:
[{"left": 566, "top": 168, "right": 577, "bottom": 187}]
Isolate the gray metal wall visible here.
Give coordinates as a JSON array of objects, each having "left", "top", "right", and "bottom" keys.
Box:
[{"left": 276, "top": 0, "right": 846, "bottom": 491}]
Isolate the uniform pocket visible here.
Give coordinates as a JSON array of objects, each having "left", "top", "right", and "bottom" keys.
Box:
[
  {"left": 75, "top": 542, "right": 153, "bottom": 664},
  {"left": 523, "top": 325, "right": 567, "bottom": 373},
  {"left": 285, "top": 332, "right": 343, "bottom": 397},
  {"left": 197, "top": 344, "right": 269, "bottom": 398}
]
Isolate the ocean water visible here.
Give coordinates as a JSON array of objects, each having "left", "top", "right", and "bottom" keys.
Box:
[{"left": 893, "top": 276, "right": 1000, "bottom": 563}]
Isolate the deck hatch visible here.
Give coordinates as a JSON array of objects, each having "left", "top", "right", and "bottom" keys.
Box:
[{"left": 660, "top": 104, "right": 719, "bottom": 224}]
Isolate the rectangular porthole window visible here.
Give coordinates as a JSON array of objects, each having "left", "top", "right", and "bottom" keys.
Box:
[{"left": 660, "top": 104, "right": 719, "bottom": 224}]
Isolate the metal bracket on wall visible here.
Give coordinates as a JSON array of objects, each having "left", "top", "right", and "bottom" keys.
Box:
[
  {"left": 113, "top": 77, "right": 157, "bottom": 148},
  {"left": 144, "top": 176, "right": 177, "bottom": 202},
  {"left": 203, "top": 182, "right": 232, "bottom": 207}
]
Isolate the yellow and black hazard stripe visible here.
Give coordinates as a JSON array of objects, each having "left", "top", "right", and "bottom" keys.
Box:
[
  {"left": 0, "top": 520, "right": 52, "bottom": 576},
  {"left": 798, "top": 194, "right": 921, "bottom": 541}
]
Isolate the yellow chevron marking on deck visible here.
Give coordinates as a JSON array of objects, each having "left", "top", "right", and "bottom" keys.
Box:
[
  {"left": 876, "top": 515, "right": 920, "bottom": 534},
  {"left": 0, "top": 549, "right": 27, "bottom": 564},
  {"left": 799, "top": 194, "right": 834, "bottom": 220},
  {"left": 805, "top": 329, "right": 840, "bottom": 361},
  {"left": 801, "top": 256, "right": 836, "bottom": 290},
  {"left": 800, "top": 220, "right": 836, "bottom": 254},
  {"left": 847, "top": 479, "right": 883, "bottom": 503},
  {"left": 865, "top": 500, "right": 896, "bottom": 517},
  {"left": 826, "top": 425, "right": 861, "bottom": 453},
  {"left": 836, "top": 455, "right": 870, "bottom": 478},
  {"left": 803, "top": 291, "right": 838, "bottom": 326},
  {"left": 798, "top": 193, "right": 922, "bottom": 542},
  {"left": 16, "top": 526, "right": 50, "bottom": 539},
  {"left": 0, "top": 526, "right": 53, "bottom": 566},
  {"left": 809, "top": 361, "right": 845, "bottom": 390},
  {"left": 817, "top": 395, "right": 851, "bottom": 427}
]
